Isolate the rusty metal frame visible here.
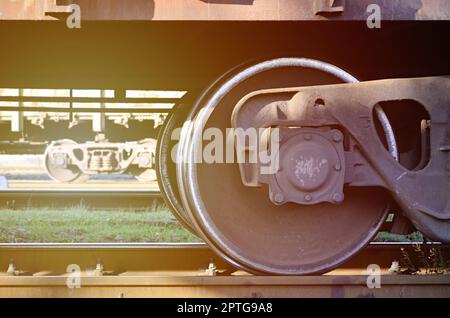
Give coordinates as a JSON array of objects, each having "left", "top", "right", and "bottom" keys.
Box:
[
  {"left": 0, "top": 0, "right": 449, "bottom": 21},
  {"left": 1, "top": 274, "right": 450, "bottom": 298},
  {"left": 233, "top": 76, "right": 450, "bottom": 242}
]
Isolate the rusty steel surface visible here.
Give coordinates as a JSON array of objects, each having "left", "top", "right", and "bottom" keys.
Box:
[
  {"left": 0, "top": 0, "right": 449, "bottom": 21},
  {"left": 0, "top": 243, "right": 449, "bottom": 297},
  {"left": 1, "top": 275, "right": 450, "bottom": 298}
]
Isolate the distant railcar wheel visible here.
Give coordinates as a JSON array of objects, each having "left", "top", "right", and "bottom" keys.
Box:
[{"left": 44, "top": 139, "right": 88, "bottom": 183}]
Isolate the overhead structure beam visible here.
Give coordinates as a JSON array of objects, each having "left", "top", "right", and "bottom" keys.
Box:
[{"left": 0, "top": 0, "right": 449, "bottom": 21}]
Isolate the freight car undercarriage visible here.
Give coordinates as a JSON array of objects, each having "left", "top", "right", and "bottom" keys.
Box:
[
  {"left": 1, "top": 57, "right": 448, "bottom": 276},
  {"left": 44, "top": 137, "right": 157, "bottom": 182},
  {"left": 0, "top": 91, "right": 179, "bottom": 181},
  {"left": 1, "top": 0, "right": 450, "bottom": 280}
]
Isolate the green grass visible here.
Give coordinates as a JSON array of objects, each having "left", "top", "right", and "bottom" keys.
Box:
[
  {"left": 0, "top": 206, "right": 200, "bottom": 243},
  {"left": 0, "top": 206, "right": 420, "bottom": 244},
  {"left": 374, "top": 231, "right": 424, "bottom": 242}
]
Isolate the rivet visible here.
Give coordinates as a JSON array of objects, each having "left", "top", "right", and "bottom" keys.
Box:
[
  {"left": 333, "top": 193, "right": 344, "bottom": 203},
  {"left": 332, "top": 131, "right": 343, "bottom": 142},
  {"left": 305, "top": 194, "right": 312, "bottom": 202},
  {"left": 304, "top": 134, "right": 312, "bottom": 141},
  {"left": 274, "top": 193, "right": 284, "bottom": 203}
]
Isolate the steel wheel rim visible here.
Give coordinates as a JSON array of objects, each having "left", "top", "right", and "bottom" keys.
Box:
[{"left": 156, "top": 104, "right": 198, "bottom": 234}]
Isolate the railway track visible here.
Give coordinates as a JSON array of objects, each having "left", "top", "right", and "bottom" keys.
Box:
[
  {"left": 0, "top": 180, "right": 162, "bottom": 209},
  {"left": 0, "top": 243, "right": 448, "bottom": 298},
  {"left": 6, "top": 180, "right": 160, "bottom": 190}
]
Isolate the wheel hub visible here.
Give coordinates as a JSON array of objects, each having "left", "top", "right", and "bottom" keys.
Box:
[
  {"left": 52, "top": 152, "right": 69, "bottom": 168},
  {"left": 268, "top": 128, "right": 346, "bottom": 205}
]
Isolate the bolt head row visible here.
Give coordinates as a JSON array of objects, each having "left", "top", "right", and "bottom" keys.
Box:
[{"left": 273, "top": 192, "right": 344, "bottom": 204}]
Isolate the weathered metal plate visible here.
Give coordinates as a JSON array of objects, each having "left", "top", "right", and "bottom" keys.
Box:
[
  {"left": 0, "top": 0, "right": 449, "bottom": 21},
  {"left": 0, "top": 275, "right": 449, "bottom": 298}
]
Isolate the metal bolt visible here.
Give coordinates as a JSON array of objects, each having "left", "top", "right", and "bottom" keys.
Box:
[
  {"left": 304, "top": 134, "right": 312, "bottom": 141},
  {"left": 94, "top": 260, "right": 104, "bottom": 277},
  {"left": 206, "top": 261, "right": 217, "bottom": 276},
  {"left": 332, "top": 193, "right": 344, "bottom": 203},
  {"left": 274, "top": 193, "right": 284, "bottom": 203},
  {"left": 334, "top": 164, "right": 341, "bottom": 171},
  {"left": 305, "top": 194, "right": 312, "bottom": 202},
  {"left": 332, "top": 130, "right": 343, "bottom": 142},
  {"left": 388, "top": 261, "right": 400, "bottom": 275},
  {"left": 6, "top": 259, "right": 16, "bottom": 276}
]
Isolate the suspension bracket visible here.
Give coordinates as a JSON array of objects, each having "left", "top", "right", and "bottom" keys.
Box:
[{"left": 232, "top": 76, "right": 450, "bottom": 242}]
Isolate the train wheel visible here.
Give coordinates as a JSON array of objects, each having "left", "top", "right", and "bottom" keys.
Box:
[
  {"left": 156, "top": 101, "right": 198, "bottom": 234},
  {"left": 44, "top": 139, "right": 87, "bottom": 183},
  {"left": 177, "top": 57, "right": 390, "bottom": 275},
  {"left": 156, "top": 61, "right": 264, "bottom": 235}
]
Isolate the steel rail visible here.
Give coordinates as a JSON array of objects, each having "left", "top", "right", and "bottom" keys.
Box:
[
  {"left": 0, "top": 106, "right": 172, "bottom": 113},
  {"left": 0, "top": 188, "right": 162, "bottom": 209},
  {"left": 0, "top": 242, "right": 446, "bottom": 272},
  {"left": 0, "top": 188, "right": 160, "bottom": 193},
  {"left": 0, "top": 96, "right": 180, "bottom": 104}
]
